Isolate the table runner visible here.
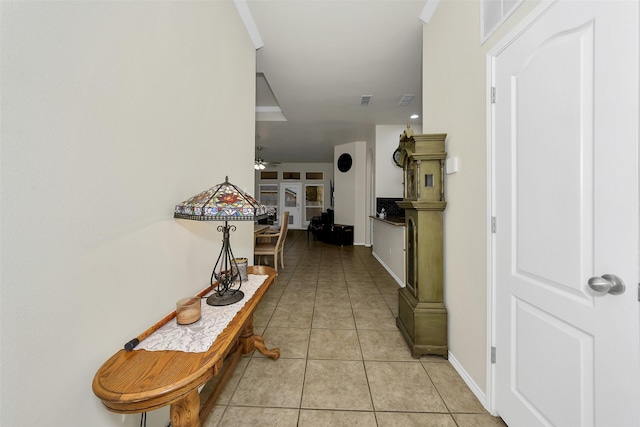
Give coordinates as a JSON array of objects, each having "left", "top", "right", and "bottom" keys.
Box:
[{"left": 136, "top": 274, "right": 268, "bottom": 353}]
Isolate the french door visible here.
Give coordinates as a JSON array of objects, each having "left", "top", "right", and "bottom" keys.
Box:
[{"left": 280, "top": 182, "right": 301, "bottom": 229}]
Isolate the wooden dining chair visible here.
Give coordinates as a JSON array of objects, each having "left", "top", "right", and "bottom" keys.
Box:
[{"left": 254, "top": 211, "right": 289, "bottom": 273}]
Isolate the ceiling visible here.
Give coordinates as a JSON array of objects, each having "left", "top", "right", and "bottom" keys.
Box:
[{"left": 247, "top": 0, "right": 427, "bottom": 164}]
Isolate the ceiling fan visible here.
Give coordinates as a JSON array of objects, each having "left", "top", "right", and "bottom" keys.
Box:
[
  {"left": 254, "top": 158, "right": 267, "bottom": 170},
  {"left": 254, "top": 158, "right": 280, "bottom": 169},
  {"left": 254, "top": 146, "right": 280, "bottom": 170}
]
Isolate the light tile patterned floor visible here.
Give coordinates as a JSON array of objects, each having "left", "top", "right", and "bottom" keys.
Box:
[{"left": 202, "top": 230, "right": 506, "bottom": 427}]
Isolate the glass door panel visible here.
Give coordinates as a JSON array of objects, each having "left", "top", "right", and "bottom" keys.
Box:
[
  {"left": 305, "top": 184, "right": 324, "bottom": 222},
  {"left": 280, "top": 183, "right": 301, "bottom": 229}
]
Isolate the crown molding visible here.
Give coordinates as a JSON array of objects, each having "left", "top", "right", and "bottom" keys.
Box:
[
  {"left": 420, "top": 0, "right": 441, "bottom": 24},
  {"left": 234, "top": 0, "right": 264, "bottom": 50}
]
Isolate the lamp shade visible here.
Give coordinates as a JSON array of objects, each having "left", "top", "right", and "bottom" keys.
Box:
[{"left": 174, "top": 176, "right": 268, "bottom": 221}]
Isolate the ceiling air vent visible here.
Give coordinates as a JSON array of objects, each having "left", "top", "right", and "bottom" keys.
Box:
[
  {"left": 360, "top": 95, "right": 373, "bottom": 106},
  {"left": 398, "top": 94, "right": 415, "bottom": 106}
]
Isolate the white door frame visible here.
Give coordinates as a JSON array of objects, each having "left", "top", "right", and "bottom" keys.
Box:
[
  {"left": 367, "top": 146, "right": 374, "bottom": 247},
  {"left": 280, "top": 182, "right": 302, "bottom": 229},
  {"left": 485, "top": 0, "right": 558, "bottom": 415}
]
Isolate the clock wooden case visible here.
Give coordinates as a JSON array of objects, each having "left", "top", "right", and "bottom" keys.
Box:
[{"left": 395, "top": 129, "right": 448, "bottom": 359}]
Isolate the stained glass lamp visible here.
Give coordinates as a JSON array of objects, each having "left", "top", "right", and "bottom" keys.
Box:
[{"left": 174, "top": 176, "right": 268, "bottom": 306}]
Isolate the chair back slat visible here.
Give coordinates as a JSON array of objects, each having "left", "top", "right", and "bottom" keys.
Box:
[{"left": 276, "top": 211, "right": 289, "bottom": 248}]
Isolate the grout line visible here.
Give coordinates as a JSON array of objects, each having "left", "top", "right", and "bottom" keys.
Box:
[{"left": 226, "top": 230, "right": 488, "bottom": 427}]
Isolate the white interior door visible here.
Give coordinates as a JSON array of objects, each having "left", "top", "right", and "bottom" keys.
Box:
[
  {"left": 280, "top": 182, "right": 301, "bottom": 229},
  {"left": 492, "top": 1, "right": 639, "bottom": 426}
]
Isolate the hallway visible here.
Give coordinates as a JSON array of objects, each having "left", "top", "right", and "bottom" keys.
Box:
[{"left": 202, "top": 230, "right": 505, "bottom": 426}]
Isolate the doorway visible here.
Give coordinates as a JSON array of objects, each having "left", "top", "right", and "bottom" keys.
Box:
[
  {"left": 280, "top": 182, "right": 301, "bottom": 229},
  {"left": 488, "top": 1, "right": 640, "bottom": 425}
]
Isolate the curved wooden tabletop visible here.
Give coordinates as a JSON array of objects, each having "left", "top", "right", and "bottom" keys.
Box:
[{"left": 92, "top": 265, "right": 277, "bottom": 413}]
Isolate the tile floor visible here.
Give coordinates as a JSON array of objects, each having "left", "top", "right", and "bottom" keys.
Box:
[{"left": 202, "top": 230, "right": 506, "bottom": 427}]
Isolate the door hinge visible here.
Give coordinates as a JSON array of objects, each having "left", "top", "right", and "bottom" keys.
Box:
[
  {"left": 491, "top": 346, "right": 496, "bottom": 364},
  {"left": 491, "top": 216, "right": 497, "bottom": 233},
  {"left": 637, "top": 283, "right": 640, "bottom": 301},
  {"left": 491, "top": 87, "right": 496, "bottom": 104}
]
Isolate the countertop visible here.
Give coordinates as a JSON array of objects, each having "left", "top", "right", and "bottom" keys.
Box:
[{"left": 370, "top": 215, "right": 406, "bottom": 226}]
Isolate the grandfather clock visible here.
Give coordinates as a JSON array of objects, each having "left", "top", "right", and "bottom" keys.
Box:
[{"left": 395, "top": 129, "right": 448, "bottom": 359}]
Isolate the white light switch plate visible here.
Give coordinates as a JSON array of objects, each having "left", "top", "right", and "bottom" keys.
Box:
[{"left": 446, "top": 157, "right": 458, "bottom": 174}]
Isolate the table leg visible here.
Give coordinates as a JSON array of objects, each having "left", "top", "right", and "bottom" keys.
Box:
[
  {"left": 170, "top": 388, "right": 200, "bottom": 427},
  {"left": 254, "top": 334, "right": 281, "bottom": 359},
  {"left": 240, "top": 314, "right": 280, "bottom": 360}
]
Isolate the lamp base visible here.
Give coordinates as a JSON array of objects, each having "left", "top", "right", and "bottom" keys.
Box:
[{"left": 206, "top": 290, "right": 245, "bottom": 306}]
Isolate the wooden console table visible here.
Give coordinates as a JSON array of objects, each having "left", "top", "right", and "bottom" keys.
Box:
[{"left": 92, "top": 266, "right": 280, "bottom": 427}]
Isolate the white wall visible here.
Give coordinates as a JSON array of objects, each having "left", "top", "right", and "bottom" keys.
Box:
[
  {"left": 371, "top": 124, "right": 423, "bottom": 281},
  {"left": 371, "top": 220, "right": 405, "bottom": 285},
  {"left": 374, "top": 124, "right": 422, "bottom": 198},
  {"left": 0, "top": 2, "right": 256, "bottom": 426},
  {"left": 422, "top": 0, "right": 541, "bottom": 397},
  {"left": 354, "top": 141, "right": 368, "bottom": 245},
  {"left": 334, "top": 141, "right": 367, "bottom": 244}
]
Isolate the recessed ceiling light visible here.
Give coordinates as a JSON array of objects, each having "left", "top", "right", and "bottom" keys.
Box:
[{"left": 410, "top": 114, "right": 420, "bottom": 119}]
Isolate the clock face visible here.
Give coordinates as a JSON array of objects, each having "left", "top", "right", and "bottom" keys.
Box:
[
  {"left": 393, "top": 148, "right": 402, "bottom": 167},
  {"left": 337, "top": 153, "right": 352, "bottom": 172}
]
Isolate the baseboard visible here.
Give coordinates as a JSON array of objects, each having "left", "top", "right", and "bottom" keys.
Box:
[
  {"left": 371, "top": 252, "right": 404, "bottom": 287},
  {"left": 448, "top": 351, "right": 489, "bottom": 410}
]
